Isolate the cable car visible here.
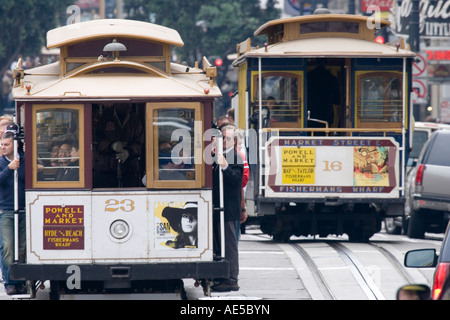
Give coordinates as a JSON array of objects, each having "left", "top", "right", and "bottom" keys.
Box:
[
  {"left": 233, "top": 9, "right": 415, "bottom": 242},
  {"left": 10, "top": 19, "right": 227, "bottom": 299}
]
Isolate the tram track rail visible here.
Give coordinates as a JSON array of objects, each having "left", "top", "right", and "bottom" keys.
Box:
[
  {"left": 244, "top": 227, "right": 435, "bottom": 300},
  {"left": 369, "top": 243, "right": 416, "bottom": 285},
  {"left": 328, "top": 242, "right": 385, "bottom": 300},
  {"left": 290, "top": 243, "right": 336, "bottom": 300},
  {"left": 290, "top": 241, "right": 417, "bottom": 300}
]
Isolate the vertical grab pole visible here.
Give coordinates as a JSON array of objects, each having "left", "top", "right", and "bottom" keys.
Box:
[
  {"left": 217, "top": 135, "right": 225, "bottom": 259},
  {"left": 258, "top": 57, "right": 263, "bottom": 196},
  {"left": 13, "top": 116, "right": 19, "bottom": 262},
  {"left": 401, "top": 57, "right": 407, "bottom": 197}
]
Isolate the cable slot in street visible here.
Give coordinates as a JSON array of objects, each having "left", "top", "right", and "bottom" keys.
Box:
[
  {"left": 290, "top": 243, "right": 336, "bottom": 300},
  {"left": 328, "top": 242, "right": 385, "bottom": 300}
]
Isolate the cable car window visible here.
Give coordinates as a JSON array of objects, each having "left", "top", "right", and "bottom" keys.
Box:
[
  {"left": 146, "top": 103, "right": 203, "bottom": 189},
  {"left": 300, "top": 21, "right": 359, "bottom": 34},
  {"left": 33, "top": 105, "right": 85, "bottom": 188},
  {"left": 144, "top": 61, "right": 166, "bottom": 71},
  {"left": 252, "top": 71, "right": 302, "bottom": 127},
  {"left": 94, "top": 103, "right": 144, "bottom": 188},
  {"left": 66, "top": 63, "right": 85, "bottom": 73},
  {"left": 357, "top": 72, "right": 402, "bottom": 125},
  {"left": 155, "top": 109, "right": 194, "bottom": 181},
  {"left": 86, "top": 67, "right": 147, "bottom": 74}
]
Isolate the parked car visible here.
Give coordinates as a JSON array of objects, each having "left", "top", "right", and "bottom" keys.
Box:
[
  {"left": 385, "top": 122, "right": 450, "bottom": 235},
  {"left": 408, "top": 122, "right": 450, "bottom": 170},
  {"left": 405, "top": 130, "right": 450, "bottom": 238},
  {"left": 404, "top": 222, "right": 450, "bottom": 300}
]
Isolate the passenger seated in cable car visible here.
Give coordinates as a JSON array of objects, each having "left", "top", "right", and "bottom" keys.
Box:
[
  {"left": 55, "top": 140, "right": 79, "bottom": 181},
  {"left": 266, "top": 96, "right": 283, "bottom": 122},
  {"left": 158, "top": 139, "right": 187, "bottom": 180}
]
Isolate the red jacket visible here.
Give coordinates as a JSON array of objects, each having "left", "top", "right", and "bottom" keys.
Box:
[{"left": 236, "top": 149, "right": 249, "bottom": 188}]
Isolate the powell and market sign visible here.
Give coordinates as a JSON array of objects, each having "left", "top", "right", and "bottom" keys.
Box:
[{"left": 396, "top": 0, "right": 450, "bottom": 37}]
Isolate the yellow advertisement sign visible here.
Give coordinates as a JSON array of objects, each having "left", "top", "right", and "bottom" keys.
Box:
[{"left": 281, "top": 148, "right": 315, "bottom": 184}]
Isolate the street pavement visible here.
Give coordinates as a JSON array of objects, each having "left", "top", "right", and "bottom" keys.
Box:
[{"left": 185, "top": 227, "right": 312, "bottom": 300}]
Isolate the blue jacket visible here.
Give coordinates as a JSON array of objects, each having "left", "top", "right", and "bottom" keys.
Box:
[{"left": 0, "top": 151, "right": 25, "bottom": 210}]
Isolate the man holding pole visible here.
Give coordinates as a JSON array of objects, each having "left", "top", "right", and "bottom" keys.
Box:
[
  {"left": 212, "top": 123, "right": 244, "bottom": 292},
  {"left": 0, "top": 129, "right": 25, "bottom": 295}
]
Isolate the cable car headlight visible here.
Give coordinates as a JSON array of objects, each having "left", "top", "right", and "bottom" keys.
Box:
[{"left": 110, "top": 220, "right": 130, "bottom": 240}]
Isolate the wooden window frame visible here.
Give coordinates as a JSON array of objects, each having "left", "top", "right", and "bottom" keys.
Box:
[
  {"left": 251, "top": 70, "right": 303, "bottom": 128},
  {"left": 145, "top": 102, "right": 203, "bottom": 189},
  {"left": 355, "top": 71, "right": 404, "bottom": 129},
  {"left": 60, "top": 41, "right": 171, "bottom": 76},
  {"left": 31, "top": 104, "right": 85, "bottom": 189}
]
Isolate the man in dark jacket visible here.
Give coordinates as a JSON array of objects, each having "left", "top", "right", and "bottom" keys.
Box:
[
  {"left": 0, "top": 132, "right": 25, "bottom": 295},
  {"left": 212, "top": 124, "right": 243, "bottom": 292}
]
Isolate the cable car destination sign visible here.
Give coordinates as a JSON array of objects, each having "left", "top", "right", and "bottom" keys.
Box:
[{"left": 43, "top": 205, "right": 84, "bottom": 249}]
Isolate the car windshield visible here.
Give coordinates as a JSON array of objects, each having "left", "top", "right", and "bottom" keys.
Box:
[
  {"left": 426, "top": 133, "right": 450, "bottom": 166},
  {"left": 441, "top": 231, "right": 450, "bottom": 262},
  {"left": 410, "top": 130, "right": 429, "bottom": 159}
]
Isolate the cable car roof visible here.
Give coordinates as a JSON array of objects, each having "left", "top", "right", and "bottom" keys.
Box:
[
  {"left": 242, "top": 36, "right": 415, "bottom": 59},
  {"left": 13, "top": 19, "right": 222, "bottom": 100},
  {"left": 254, "top": 13, "right": 390, "bottom": 37},
  {"left": 234, "top": 11, "right": 415, "bottom": 62},
  {"left": 13, "top": 62, "right": 221, "bottom": 100},
  {"left": 47, "top": 19, "right": 184, "bottom": 48}
]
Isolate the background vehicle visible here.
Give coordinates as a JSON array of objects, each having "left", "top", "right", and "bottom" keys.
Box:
[
  {"left": 406, "top": 130, "right": 450, "bottom": 239},
  {"left": 407, "top": 122, "right": 450, "bottom": 172},
  {"left": 404, "top": 222, "right": 450, "bottom": 299},
  {"left": 10, "top": 19, "right": 227, "bottom": 299},
  {"left": 385, "top": 121, "right": 450, "bottom": 234},
  {"left": 233, "top": 9, "right": 415, "bottom": 242}
]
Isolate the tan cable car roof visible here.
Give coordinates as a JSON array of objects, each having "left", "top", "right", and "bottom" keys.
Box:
[
  {"left": 13, "top": 19, "right": 222, "bottom": 100},
  {"left": 234, "top": 13, "right": 414, "bottom": 62},
  {"left": 13, "top": 62, "right": 220, "bottom": 100},
  {"left": 254, "top": 13, "right": 390, "bottom": 36},
  {"left": 244, "top": 36, "right": 415, "bottom": 59},
  {"left": 47, "top": 19, "right": 184, "bottom": 48}
]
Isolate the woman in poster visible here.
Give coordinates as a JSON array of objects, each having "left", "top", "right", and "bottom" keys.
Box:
[{"left": 162, "top": 202, "right": 198, "bottom": 249}]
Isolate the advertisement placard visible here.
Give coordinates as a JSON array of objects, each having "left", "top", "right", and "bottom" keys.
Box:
[{"left": 265, "top": 137, "right": 399, "bottom": 198}]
